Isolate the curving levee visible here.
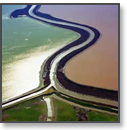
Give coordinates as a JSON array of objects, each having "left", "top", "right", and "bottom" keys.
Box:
[{"left": 2, "top": 5, "right": 118, "bottom": 114}]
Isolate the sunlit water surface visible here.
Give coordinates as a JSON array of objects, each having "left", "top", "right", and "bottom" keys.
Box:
[{"left": 2, "top": 5, "right": 79, "bottom": 102}]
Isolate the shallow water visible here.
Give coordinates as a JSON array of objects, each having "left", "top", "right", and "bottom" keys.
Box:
[{"left": 2, "top": 5, "right": 79, "bottom": 101}]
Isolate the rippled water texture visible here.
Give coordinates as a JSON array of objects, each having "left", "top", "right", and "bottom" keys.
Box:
[{"left": 2, "top": 5, "right": 79, "bottom": 101}]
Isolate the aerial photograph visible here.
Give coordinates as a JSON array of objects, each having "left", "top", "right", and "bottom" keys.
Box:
[{"left": 2, "top": 4, "right": 119, "bottom": 122}]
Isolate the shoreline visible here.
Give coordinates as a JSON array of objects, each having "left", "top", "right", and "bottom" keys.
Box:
[
  {"left": 2, "top": 34, "right": 79, "bottom": 104},
  {"left": 2, "top": 5, "right": 118, "bottom": 114},
  {"left": 62, "top": 35, "right": 118, "bottom": 91},
  {"left": 64, "top": 39, "right": 118, "bottom": 91}
]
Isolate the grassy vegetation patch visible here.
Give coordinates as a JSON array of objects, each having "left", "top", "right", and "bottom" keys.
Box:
[
  {"left": 53, "top": 98, "right": 77, "bottom": 121},
  {"left": 87, "top": 111, "right": 118, "bottom": 121},
  {"left": 2, "top": 97, "right": 47, "bottom": 121},
  {"left": 55, "top": 92, "right": 118, "bottom": 114}
]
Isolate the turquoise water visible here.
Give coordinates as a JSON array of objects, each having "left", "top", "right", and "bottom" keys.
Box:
[
  {"left": 2, "top": 5, "right": 25, "bottom": 16},
  {"left": 2, "top": 5, "right": 79, "bottom": 101}
]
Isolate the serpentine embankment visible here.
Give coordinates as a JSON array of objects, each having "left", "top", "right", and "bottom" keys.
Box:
[{"left": 2, "top": 5, "right": 118, "bottom": 114}]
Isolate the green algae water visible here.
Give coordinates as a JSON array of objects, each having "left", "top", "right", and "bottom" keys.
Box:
[{"left": 2, "top": 5, "right": 79, "bottom": 102}]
